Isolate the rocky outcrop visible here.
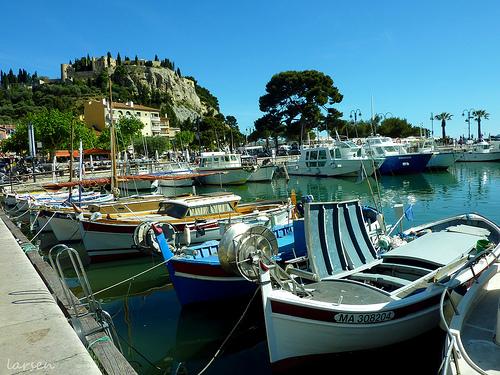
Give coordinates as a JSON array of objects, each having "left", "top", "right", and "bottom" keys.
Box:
[{"left": 113, "top": 66, "right": 211, "bottom": 123}]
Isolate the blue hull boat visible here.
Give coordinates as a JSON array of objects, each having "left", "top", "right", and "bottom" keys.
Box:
[
  {"left": 153, "top": 221, "right": 307, "bottom": 306},
  {"left": 378, "top": 153, "right": 432, "bottom": 174}
]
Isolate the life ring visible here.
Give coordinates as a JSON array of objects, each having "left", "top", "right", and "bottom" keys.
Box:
[
  {"left": 356, "top": 139, "right": 362, "bottom": 146},
  {"left": 396, "top": 139, "right": 401, "bottom": 143}
]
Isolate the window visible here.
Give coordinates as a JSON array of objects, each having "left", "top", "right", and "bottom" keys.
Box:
[
  {"left": 224, "top": 156, "right": 230, "bottom": 162},
  {"left": 230, "top": 155, "right": 237, "bottom": 161},
  {"left": 157, "top": 203, "right": 188, "bottom": 218},
  {"left": 200, "top": 158, "right": 207, "bottom": 167},
  {"left": 186, "top": 205, "right": 211, "bottom": 216},
  {"left": 210, "top": 202, "right": 235, "bottom": 214},
  {"left": 318, "top": 150, "right": 327, "bottom": 166}
]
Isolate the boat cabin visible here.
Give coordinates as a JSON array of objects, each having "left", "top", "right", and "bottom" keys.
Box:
[
  {"left": 199, "top": 152, "right": 242, "bottom": 169},
  {"left": 301, "top": 142, "right": 363, "bottom": 167},
  {"left": 157, "top": 192, "right": 240, "bottom": 219}
]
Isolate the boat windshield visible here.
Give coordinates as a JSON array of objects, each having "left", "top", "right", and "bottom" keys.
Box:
[{"left": 157, "top": 203, "right": 189, "bottom": 218}]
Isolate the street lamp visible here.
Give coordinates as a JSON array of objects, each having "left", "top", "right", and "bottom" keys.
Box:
[
  {"left": 350, "top": 109, "right": 362, "bottom": 138},
  {"left": 430, "top": 112, "right": 434, "bottom": 137},
  {"left": 462, "top": 108, "right": 475, "bottom": 140}
]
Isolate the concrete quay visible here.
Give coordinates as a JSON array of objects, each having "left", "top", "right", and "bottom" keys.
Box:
[{"left": 0, "top": 215, "right": 103, "bottom": 374}]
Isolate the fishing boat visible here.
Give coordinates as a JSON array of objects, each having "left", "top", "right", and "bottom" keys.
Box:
[
  {"left": 241, "top": 155, "right": 278, "bottom": 182},
  {"left": 440, "top": 258, "right": 500, "bottom": 374},
  {"left": 219, "top": 200, "right": 500, "bottom": 370},
  {"left": 456, "top": 140, "right": 500, "bottom": 162},
  {"left": 78, "top": 192, "right": 293, "bottom": 262},
  {"left": 196, "top": 152, "right": 255, "bottom": 185},
  {"left": 286, "top": 141, "right": 384, "bottom": 178},
  {"left": 142, "top": 221, "right": 304, "bottom": 306},
  {"left": 363, "top": 136, "right": 432, "bottom": 174},
  {"left": 35, "top": 193, "right": 169, "bottom": 241}
]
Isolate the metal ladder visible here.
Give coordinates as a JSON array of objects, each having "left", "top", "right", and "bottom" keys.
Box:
[{"left": 48, "top": 244, "right": 122, "bottom": 352}]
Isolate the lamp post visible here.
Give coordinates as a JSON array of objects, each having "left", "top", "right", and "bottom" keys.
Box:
[
  {"left": 462, "top": 108, "right": 475, "bottom": 140},
  {"left": 430, "top": 112, "right": 434, "bottom": 137},
  {"left": 374, "top": 112, "right": 392, "bottom": 135},
  {"left": 350, "top": 109, "right": 362, "bottom": 138}
]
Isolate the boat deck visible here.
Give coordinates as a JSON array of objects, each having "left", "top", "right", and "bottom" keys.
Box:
[
  {"left": 457, "top": 271, "right": 500, "bottom": 373},
  {"left": 307, "top": 279, "right": 395, "bottom": 305}
]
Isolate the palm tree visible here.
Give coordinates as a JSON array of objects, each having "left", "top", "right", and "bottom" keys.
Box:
[
  {"left": 434, "top": 112, "right": 453, "bottom": 140},
  {"left": 473, "top": 110, "right": 490, "bottom": 140}
]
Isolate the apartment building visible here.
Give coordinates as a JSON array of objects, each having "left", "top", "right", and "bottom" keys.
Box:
[{"left": 84, "top": 100, "right": 180, "bottom": 139}]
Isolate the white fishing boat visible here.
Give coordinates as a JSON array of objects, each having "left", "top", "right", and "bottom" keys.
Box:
[
  {"left": 440, "top": 259, "right": 500, "bottom": 374},
  {"left": 286, "top": 141, "right": 384, "bottom": 177},
  {"left": 219, "top": 200, "right": 500, "bottom": 370},
  {"left": 456, "top": 140, "right": 500, "bottom": 162},
  {"left": 196, "top": 152, "right": 255, "bottom": 185},
  {"left": 241, "top": 155, "right": 277, "bottom": 182}
]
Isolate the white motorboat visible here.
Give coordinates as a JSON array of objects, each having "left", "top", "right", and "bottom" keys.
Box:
[
  {"left": 456, "top": 140, "right": 500, "bottom": 162},
  {"left": 196, "top": 152, "right": 254, "bottom": 185},
  {"left": 404, "top": 138, "right": 459, "bottom": 170},
  {"left": 220, "top": 200, "right": 500, "bottom": 370},
  {"left": 153, "top": 162, "right": 196, "bottom": 187},
  {"left": 440, "top": 259, "right": 500, "bottom": 374},
  {"left": 241, "top": 155, "right": 277, "bottom": 182},
  {"left": 286, "top": 141, "right": 384, "bottom": 177}
]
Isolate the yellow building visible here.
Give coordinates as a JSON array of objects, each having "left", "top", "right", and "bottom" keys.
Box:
[{"left": 84, "top": 100, "right": 180, "bottom": 139}]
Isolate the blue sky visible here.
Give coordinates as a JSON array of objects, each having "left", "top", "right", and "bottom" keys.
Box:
[{"left": 1, "top": 1, "right": 498, "bottom": 139}]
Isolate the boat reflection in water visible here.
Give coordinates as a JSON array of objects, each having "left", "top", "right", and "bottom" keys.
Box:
[{"left": 150, "top": 296, "right": 269, "bottom": 375}]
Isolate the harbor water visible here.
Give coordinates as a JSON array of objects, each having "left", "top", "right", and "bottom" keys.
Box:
[{"left": 24, "top": 162, "right": 500, "bottom": 374}]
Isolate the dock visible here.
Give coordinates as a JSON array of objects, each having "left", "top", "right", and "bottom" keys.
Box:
[{"left": 0, "top": 210, "right": 137, "bottom": 374}]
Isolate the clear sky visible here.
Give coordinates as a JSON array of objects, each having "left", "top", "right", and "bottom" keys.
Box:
[{"left": 1, "top": 1, "right": 498, "bottom": 139}]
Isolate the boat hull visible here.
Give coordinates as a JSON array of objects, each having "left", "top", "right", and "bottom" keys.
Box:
[
  {"left": 286, "top": 159, "right": 381, "bottom": 177},
  {"left": 378, "top": 153, "right": 432, "bottom": 174},
  {"left": 197, "top": 167, "right": 252, "bottom": 185},
  {"left": 248, "top": 166, "right": 277, "bottom": 182},
  {"left": 426, "top": 152, "right": 458, "bottom": 170},
  {"left": 456, "top": 151, "right": 500, "bottom": 162}
]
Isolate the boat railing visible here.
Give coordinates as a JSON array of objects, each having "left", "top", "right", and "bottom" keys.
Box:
[{"left": 438, "top": 247, "right": 500, "bottom": 375}]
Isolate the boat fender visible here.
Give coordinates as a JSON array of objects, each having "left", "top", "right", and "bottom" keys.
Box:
[
  {"left": 378, "top": 235, "right": 391, "bottom": 250},
  {"left": 90, "top": 212, "right": 102, "bottom": 221},
  {"left": 184, "top": 225, "right": 191, "bottom": 246}
]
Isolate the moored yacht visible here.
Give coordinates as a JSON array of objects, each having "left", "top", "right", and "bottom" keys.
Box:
[
  {"left": 286, "top": 141, "right": 384, "bottom": 177},
  {"left": 196, "top": 152, "right": 254, "bottom": 185},
  {"left": 362, "top": 136, "right": 432, "bottom": 174}
]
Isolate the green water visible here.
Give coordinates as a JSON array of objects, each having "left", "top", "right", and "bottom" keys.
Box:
[{"left": 39, "top": 162, "right": 500, "bottom": 374}]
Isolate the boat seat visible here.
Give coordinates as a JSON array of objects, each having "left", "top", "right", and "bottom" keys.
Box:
[
  {"left": 446, "top": 224, "right": 490, "bottom": 237},
  {"left": 305, "top": 200, "right": 378, "bottom": 280}
]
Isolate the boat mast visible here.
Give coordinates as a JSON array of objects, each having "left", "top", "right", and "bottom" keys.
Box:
[{"left": 108, "top": 76, "right": 119, "bottom": 198}]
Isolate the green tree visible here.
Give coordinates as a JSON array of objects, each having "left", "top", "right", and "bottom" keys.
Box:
[
  {"left": 2, "top": 109, "right": 95, "bottom": 159},
  {"left": 434, "top": 112, "right": 453, "bottom": 140},
  {"left": 378, "top": 117, "right": 418, "bottom": 138},
  {"left": 473, "top": 110, "right": 489, "bottom": 139},
  {"left": 258, "top": 70, "right": 343, "bottom": 145}
]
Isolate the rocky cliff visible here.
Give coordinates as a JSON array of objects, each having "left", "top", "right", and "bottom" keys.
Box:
[{"left": 113, "top": 65, "right": 212, "bottom": 123}]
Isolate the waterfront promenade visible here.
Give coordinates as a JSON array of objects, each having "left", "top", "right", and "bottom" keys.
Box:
[{"left": 0, "top": 216, "right": 102, "bottom": 374}]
